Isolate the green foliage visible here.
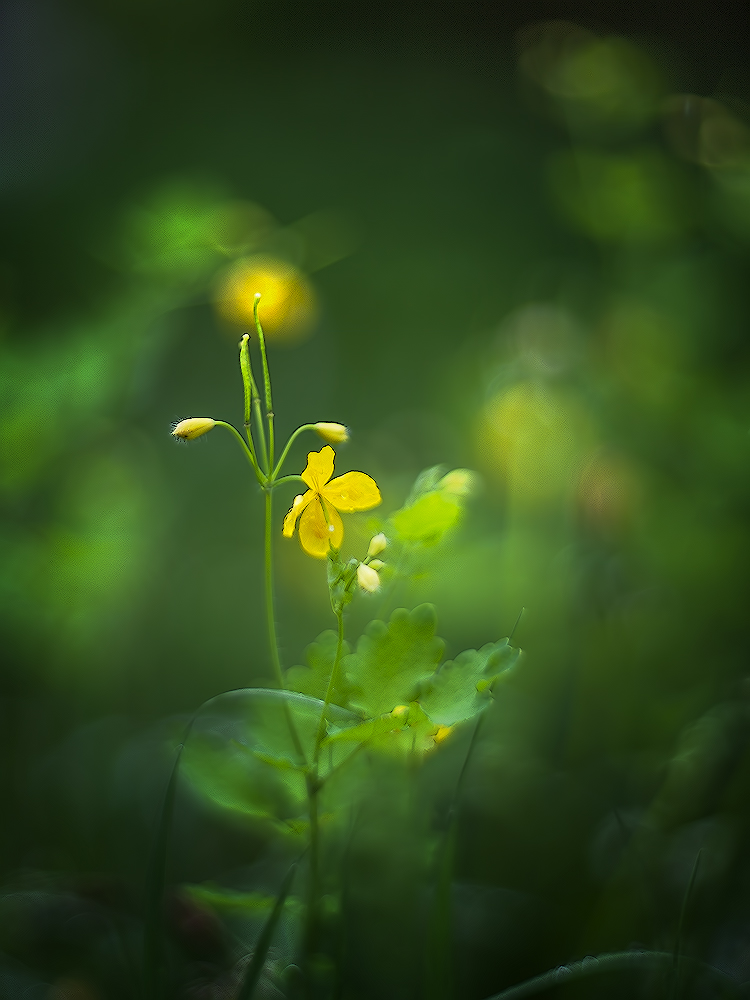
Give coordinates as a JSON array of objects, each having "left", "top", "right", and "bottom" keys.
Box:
[
  {"left": 325, "top": 702, "right": 443, "bottom": 759},
  {"left": 184, "top": 883, "right": 293, "bottom": 916},
  {"left": 390, "top": 491, "right": 462, "bottom": 544},
  {"left": 419, "top": 639, "right": 520, "bottom": 726},
  {"left": 344, "top": 604, "right": 444, "bottom": 718},
  {"left": 285, "top": 630, "right": 353, "bottom": 707},
  {"left": 181, "top": 689, "right": 359, "bottom": 826}
]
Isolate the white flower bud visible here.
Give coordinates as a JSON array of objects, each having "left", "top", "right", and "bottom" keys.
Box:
[
  {"left": 367, "top": 532, "right": 387, "bottom": 557},
  {"left": 314, "top": 422, "right": 350, "bottom": 444},
  {"left": 357, "top": 562, "right": 380, "bottom": 593},
  {"left": 171, "top": 417, "right": 216, "bottom": 441},
  {"left": 368, "top": 559, "right": 385, "bottom": 571}
]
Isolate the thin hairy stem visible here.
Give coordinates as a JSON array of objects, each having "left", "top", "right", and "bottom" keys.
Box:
[{"left": 214, "top": 421, "right": 264, "bottom": 485}]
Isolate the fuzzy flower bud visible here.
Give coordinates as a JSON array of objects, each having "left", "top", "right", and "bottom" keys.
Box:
[
  {"left": 172, "top": 417, "right": 216, "bottom": 441},
  {"left": 314, "top": 422, "right": 350, "bottom": 444},
  {"left": 368, "top": 559, "right": 385, "bottom": 571},
  {"left": 367, "top": 532, "right": 387, "bottom": 558},
  {"left": 357, "top": 562, "right": 380, "bottom": 593}
]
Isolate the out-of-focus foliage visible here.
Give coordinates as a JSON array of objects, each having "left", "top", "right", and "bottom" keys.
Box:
[{"left": 3, "top": 3, "right": 750, "bottom": 998}]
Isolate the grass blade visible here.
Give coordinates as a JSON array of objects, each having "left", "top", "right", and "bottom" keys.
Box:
[
  {"left": 480, "top": 950, "right": 741, "bottom": 1000},
  {"left": 143, "top": 739, "right": 186, "bottom": 999},
  {"left": 236, "top": 862, "right": 298, "bottom": 1000}
]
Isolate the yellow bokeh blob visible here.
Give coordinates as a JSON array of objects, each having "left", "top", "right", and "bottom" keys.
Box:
[
  {"left": 478, "top": 381, "right": 594, "bottom": 507},
  {"left": 214, "top": 255, "right": 318, "bottom": 344}
]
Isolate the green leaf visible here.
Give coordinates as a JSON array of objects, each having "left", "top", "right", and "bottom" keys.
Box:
[
  {"left": 324, "top": 714, "right": 402, "bottom": 746},
  {"left": 344, "top": 605, "right": 444, "bottom": 718},
  {"left": 285, "top": 630, "right": 353, "bottom": 708},
  {"left": 182, "top": 734, "right": 305, "bottom": 822},
  {"left": 404, "top": 464, "right": 447, "bottom": 506},
  {"left": 390, "top": 491, "right": 461, "bottom": 544},
  {"left": 326, "top": 702, "right": 441, "bottom": 758},
  {"left": 181, "top": 689, "right": 359, "bottom": 823},
  {"left": 236, "top": 863, "right": 299, "bottom": 1000},
  {"left": 183, "top": 883, "right": 293, "bottom": 916},
  {"left": 419, "top": 639, "right": 520, "bottom": 726}
]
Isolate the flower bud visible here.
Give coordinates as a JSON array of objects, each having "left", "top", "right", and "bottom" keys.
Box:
[
  {"left": 172, "top": 417, "right": 216, "bottom": 441},
  {"left": 314, "top": 422, "right": 350, "bottom": 444},
  {"left": 390, "top": 705, "right": 409, "bottom": 721},
  {"left": 357, "top": 562, "right": 380, "bottom": 593},
  {"left": 367, "top": 532, "right": 387, "bottom": 557},
  {"left": 368, "top": 559, "right": 385, "bottom": 571},
  {"left": 433, "top": 725, "right": 454, "bottom": 745}
]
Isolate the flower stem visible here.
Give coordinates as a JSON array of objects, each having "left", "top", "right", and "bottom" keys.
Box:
[
  {"left": 272, "top": 474, "right": 306, "bottom": 488},
  {"left": 254, "top": 294, "right": 274, "bottom": 472},
  {"left": 239, "top": 334, "right": 266, "bottom": 474},
  {"left": 253, "top": 395, "right": 269, "bottom": 474},
  {"left": 264, "top": 487, "right": 306, "bottom": 764},
  {"left": 314, "top": 610, "right": 345, "bottom": 766},
  {"left": 303, "top": 607, "right": 345, "bottom": 986},
  {"left": 263, "top": 490, "right": 284, "bottom": 688},
  {"left": 272, "top": 424, "right": 317, "bottom": 480},
  {"left": 214, "top": 421, "right": 265, "bottom": 485}
]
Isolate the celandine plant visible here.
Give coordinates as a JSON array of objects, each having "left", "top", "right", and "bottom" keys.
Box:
[{"left": 157, "top": 294, "right": 520, "bottom": 1000}]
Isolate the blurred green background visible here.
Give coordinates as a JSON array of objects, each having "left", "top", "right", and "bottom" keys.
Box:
[{"left": 3, "top": 1, "right": 750, "bottom": 997}]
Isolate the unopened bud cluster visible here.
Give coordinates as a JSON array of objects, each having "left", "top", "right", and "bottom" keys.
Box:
[{"left": 357, "top": 533, "right": 388, "bottom": 592}]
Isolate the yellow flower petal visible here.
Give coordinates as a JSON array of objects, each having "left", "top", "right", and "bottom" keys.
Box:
[
  {"left": 283, "top": 491, "right": 314, "bottom": 537},
  {"left": 301, "top": 445, "right": 335, "bottom": 492},
  {"left": 321, "top": 471, "right": 381, "bottom": 513},
  {"left": 298, "top": 496, "right": 344, "bottom": 558}
]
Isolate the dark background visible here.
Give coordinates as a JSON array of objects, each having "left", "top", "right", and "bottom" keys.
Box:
[{"left": 3, "top": 1, "right": 750, "bottom": 997}]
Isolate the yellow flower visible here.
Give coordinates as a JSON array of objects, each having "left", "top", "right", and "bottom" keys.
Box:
[{"left": 283, "top": 445, "right": 381, "bottom": 558}]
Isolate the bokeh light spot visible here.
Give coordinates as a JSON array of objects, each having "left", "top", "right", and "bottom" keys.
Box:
[
  {"left": 213, "top": 255, "right": 318, "bottom": 344},
  {"left": 479, "top": 381, "right": 593, "bottom": 506}
]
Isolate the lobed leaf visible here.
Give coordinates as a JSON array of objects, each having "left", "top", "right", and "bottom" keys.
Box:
[
  {"left": 285, "top": 630, "right": 353, "bottom": 708},
  {"left": 344, "top": 604, "right": 444, "bottom": 718},
  {"left": 326, "top": 702, "right": 442, "bottom": 758},
  {"left": 419, "top": 639, "right": 520, "bottom": 727},
  {"left": 181, "top": 689, "right": 360, "bottom": 823}
]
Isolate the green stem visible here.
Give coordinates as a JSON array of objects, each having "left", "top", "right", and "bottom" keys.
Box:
[
  {"left": 253, "top": 395, "right": 269, "bottom": 474},
  {"left": 264, "top": 488, "right": 305, "bottom": 765},
  {"left": 263, "top": 490, "right": 284, "bottom": 689},
  {"left": 302, "top": 609, "right": 345, "bottom": 989},
  {"left": 304, "top": 773, "right": 321, "bottom": 978},
  {"left": 254, "top": 294, "right": 274, "bottom": 472},
  {"left": 214, "top": 421, "right": 264, "bottom": 485},
  {"left": 272, "top": 424, "right": 317, "bottom": 480},
  {"left": 314, "top": 610, "right": 345, "bottom": 766},
  {"left": 272, "top": 474, "right": 306, "bottom": 488},
  {"left": 239, "top": 333, "right": 266, "bottom": 474}
]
